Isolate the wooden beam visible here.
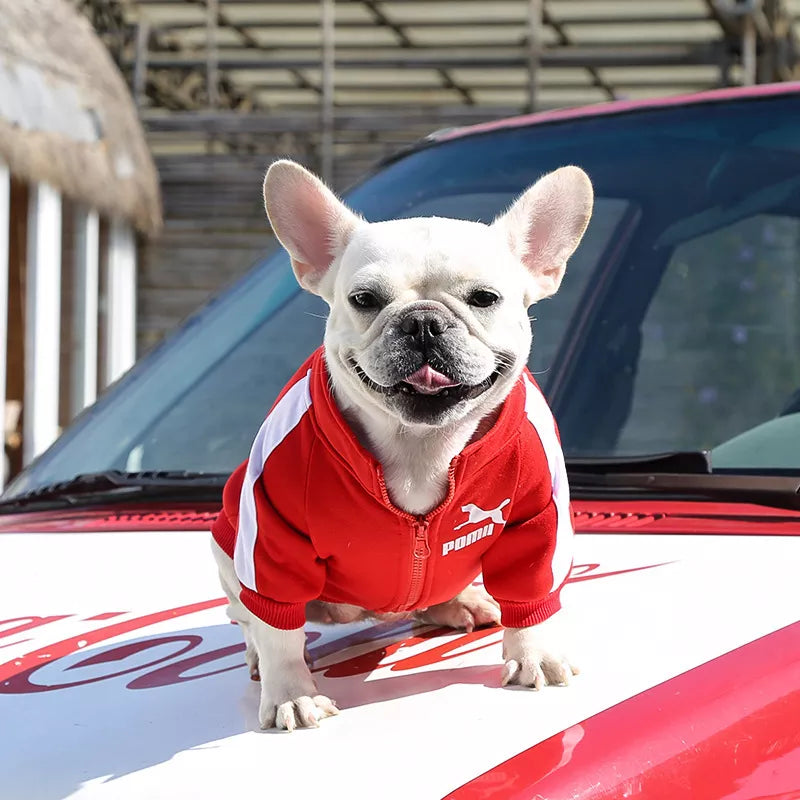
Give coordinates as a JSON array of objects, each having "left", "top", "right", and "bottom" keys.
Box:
[
  {"left": 143, "top": 107, "right": 518, "bottom": 135},
  {"left": 134, "top": 16, "right": 150, "bottom": 108},
  {"left": 320, "top": 0, "right": 335, "bottom": 183},
  {"left": 742, "top": 12, "right": 757, "bottom": 84},
  {"left": 243, "top": 79, "right": 713, "bottom": 93},
  {"left": 129, "top": 43, "right": 725, "bottom": 70},
  {"left": 206, "top": 0, "right": 219, "bottom": 108},
  {"left": 527, "top": 0, "right": 543, "bottom": 112},
  {"left": 144, "top": 15, "right": 716, "bottom": 31},
  {"left": 23, "top": 183, "right": 62, "bottom": 465}
]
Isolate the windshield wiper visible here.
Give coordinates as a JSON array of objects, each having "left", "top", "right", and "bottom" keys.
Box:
[
  {"left": 0, "top": 471, "right": 227, "bottom": 513},
  {"left": 6, "top": 453, "right": 800, "bottom": 515},
  {"left": 567, "top": 451, "right": 712, "bottom": 475},
  {"left": 567, "top": 453, "right": 800, "bottom": 511}
]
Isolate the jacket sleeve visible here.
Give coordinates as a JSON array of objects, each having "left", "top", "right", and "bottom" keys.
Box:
[
  {"left": 216, "top": 389, "right": 326, "bottom": 630},
  {"left": 481, "top": 377, "right": 574, "bottom": 628},
  {"left": 481, "top": 494, "right": 565, "bottom": 628},
  {"left": 236, "top": 467, "right": 326, "bottom": 630}
]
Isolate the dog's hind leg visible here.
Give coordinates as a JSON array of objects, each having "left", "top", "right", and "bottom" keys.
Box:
[{"left": 415, "top": 583, "right": 501, "bottom": 632}]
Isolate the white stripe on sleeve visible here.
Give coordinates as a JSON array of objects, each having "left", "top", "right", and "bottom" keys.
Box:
[
  {"left": 233, "top": 370, "right": 313, "bottom": 591},
  {"left": 521, "top": 373, "right": 573, "bottom": 592}
]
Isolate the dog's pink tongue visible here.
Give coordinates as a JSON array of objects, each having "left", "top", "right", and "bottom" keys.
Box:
[{"left": 404, "top": 364, "right": 459, "bottom": 394}]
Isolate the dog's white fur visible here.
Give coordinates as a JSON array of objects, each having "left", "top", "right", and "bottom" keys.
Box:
[{"left": 213, "top": 159, "right": 593, "bottom": 730}]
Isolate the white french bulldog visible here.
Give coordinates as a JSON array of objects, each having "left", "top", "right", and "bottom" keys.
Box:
[{"left": 212, "top": 159, "right": 593, "bottom": 731}]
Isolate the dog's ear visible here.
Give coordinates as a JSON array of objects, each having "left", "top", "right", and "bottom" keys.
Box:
[
  {"left": 493, "top": 166, "right": 593, "bottom": 302},
  {"left": 263, "top": 160, "right": 362, "bottom": 294}
]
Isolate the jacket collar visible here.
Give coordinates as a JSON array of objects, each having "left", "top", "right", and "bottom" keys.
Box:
[
  {"left": 309, "top": 348, "right": 383, "bottom": 496},
  {"left": 309, "top": 347, "right": 526, "bottom": 503}
]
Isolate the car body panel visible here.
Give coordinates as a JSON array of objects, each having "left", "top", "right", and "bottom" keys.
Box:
[
  {"left": 1, "top": 507, "right": 798, "bottom": 799},
  {"left": 2, "top": 499, "right": 800, "bottom": 535},
  {"left": 433, "top": 80, "right": 800, "bottom": 143},
  {"left": 447, "top": 621, "right": 800, "bottom": 799}
]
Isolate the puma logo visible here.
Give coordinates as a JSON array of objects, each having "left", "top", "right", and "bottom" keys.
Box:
[
  {"left": 453, "top": 498, "right": 510, "bottom": 530},
  {"left": 442, "top": 523, "right": 495, "bottom": 556}
]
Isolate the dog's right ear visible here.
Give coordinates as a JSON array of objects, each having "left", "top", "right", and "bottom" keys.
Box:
[
  {"left": 492, "top": 166, "right": 593, "bottom": 303},
  {"left": 263, "top": 160, "right": 362, "bottom": 295}
]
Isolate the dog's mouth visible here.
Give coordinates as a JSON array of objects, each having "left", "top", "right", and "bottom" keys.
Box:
[{"left": 350, "top": 359, "right": 501, "bottom": 403}]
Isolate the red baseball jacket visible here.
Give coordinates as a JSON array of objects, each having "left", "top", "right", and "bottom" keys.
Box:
[{"left": 212, "top": 347, "right": 573, "bottom": 631}]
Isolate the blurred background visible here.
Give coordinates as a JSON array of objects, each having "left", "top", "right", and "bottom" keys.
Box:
[{"left": 1, "top": 0, "right": 800, "bottom": 483}]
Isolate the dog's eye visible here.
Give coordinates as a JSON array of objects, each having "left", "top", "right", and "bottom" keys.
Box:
[
  {"left": 349, "top": 291, "right": 381, "bottom": 310},
  {"left": 468, "top": 290, "right": 500, "bottom": 308}
]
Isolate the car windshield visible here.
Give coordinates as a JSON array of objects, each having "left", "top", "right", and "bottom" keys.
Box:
[{"left": 8, "top": 92, "right": 800, "bottom": 497}]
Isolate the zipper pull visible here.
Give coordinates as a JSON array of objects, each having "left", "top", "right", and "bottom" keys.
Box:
[{"left": 415, "top": 522, "right": 431, "bottom": 558}]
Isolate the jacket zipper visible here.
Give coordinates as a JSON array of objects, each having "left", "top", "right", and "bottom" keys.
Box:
[
  {"left": 376, "top": 461, "right": 457, "bottom": 612},
  {"left": 402, "top": 519, "right": 431, "bottom": 610}
]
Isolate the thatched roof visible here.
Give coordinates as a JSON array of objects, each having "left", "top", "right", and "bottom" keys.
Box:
[{"left": 0, "top": 0, "right": 161, "bottom": 235}]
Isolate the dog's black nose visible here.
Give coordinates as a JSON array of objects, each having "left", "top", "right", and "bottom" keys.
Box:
[{"left": 399, "top": 310, "right": 450, "bottom": 350}]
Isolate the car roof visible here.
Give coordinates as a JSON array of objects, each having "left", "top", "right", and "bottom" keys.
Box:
[{"left": 431, "top": 80, "right": 800, "bottom": 143}]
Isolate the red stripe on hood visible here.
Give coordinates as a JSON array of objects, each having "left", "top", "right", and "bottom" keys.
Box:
[{"left": 446, "top": 621, "right": 800, "bottom": 799}]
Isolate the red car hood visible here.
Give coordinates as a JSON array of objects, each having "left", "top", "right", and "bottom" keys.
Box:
[{"left": 0, "top": 502, "right": 798, "bottom": 799}]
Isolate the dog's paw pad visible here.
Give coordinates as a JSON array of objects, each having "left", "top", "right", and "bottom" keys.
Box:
[
  {"left": 501, "top": 651, "right": 579, "bottom": 689},
  {"left": 501, "top": 659, "right": 520, "bottom": 686},
  {"left": 501, "top": 623, "right": 578, "bottom": 691},
  {"left": 262, "top": 693, "right": 338, "bottom": 731},
  {"left": 502, "top": 660, "right": 547, "bottom": 691},
  {"left": 502, "top": 658, "right": 545, "bottom": 690},
  {"left": 312, "top": 694, "right": 339, "bottom": 717},
  {"left": 542, "top": 657, "right": 575, "bottom": 686}
]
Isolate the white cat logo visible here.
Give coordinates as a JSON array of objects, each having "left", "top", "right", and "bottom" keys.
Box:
[{"left": 453, "top": 498, "right": 510, "bottom": 530}]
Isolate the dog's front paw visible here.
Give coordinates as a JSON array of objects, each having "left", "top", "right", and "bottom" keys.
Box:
[
  {"left": 417, "top": 584, "right": 501, "bottom": 632},
  {"left": 501, "top": 617, "right": 578, "bottom": 690},
  {"left": 259, "top": 665, "right": 338, "bottom": 731}
]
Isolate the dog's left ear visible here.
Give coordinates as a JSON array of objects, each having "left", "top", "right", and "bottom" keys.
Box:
[
  {"left": 493, "top": 166, "right": 593, "bottom": 302},
  {"left": 263, "top": 160, "right": 362, "bottom": 295}
]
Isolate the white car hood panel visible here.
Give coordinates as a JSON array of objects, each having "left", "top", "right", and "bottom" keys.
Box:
[{"left": 0, "top": 530, "right": 798, "bottom": 800}]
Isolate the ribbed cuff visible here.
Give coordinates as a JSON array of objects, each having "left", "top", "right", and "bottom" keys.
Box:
[
  {"left": 498, "top": 591, "right": 561, "bottom": 628},
  {"left": 240, "top": 587, "right": 306, "bottom": 630},
  {"left": 211, "top": 512, "right": 236, "bottom": 559}
]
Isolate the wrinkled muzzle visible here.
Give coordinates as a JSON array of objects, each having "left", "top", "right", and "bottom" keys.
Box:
[{"left": 351, "top": 302, "right": 502, "bottom": 424}]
